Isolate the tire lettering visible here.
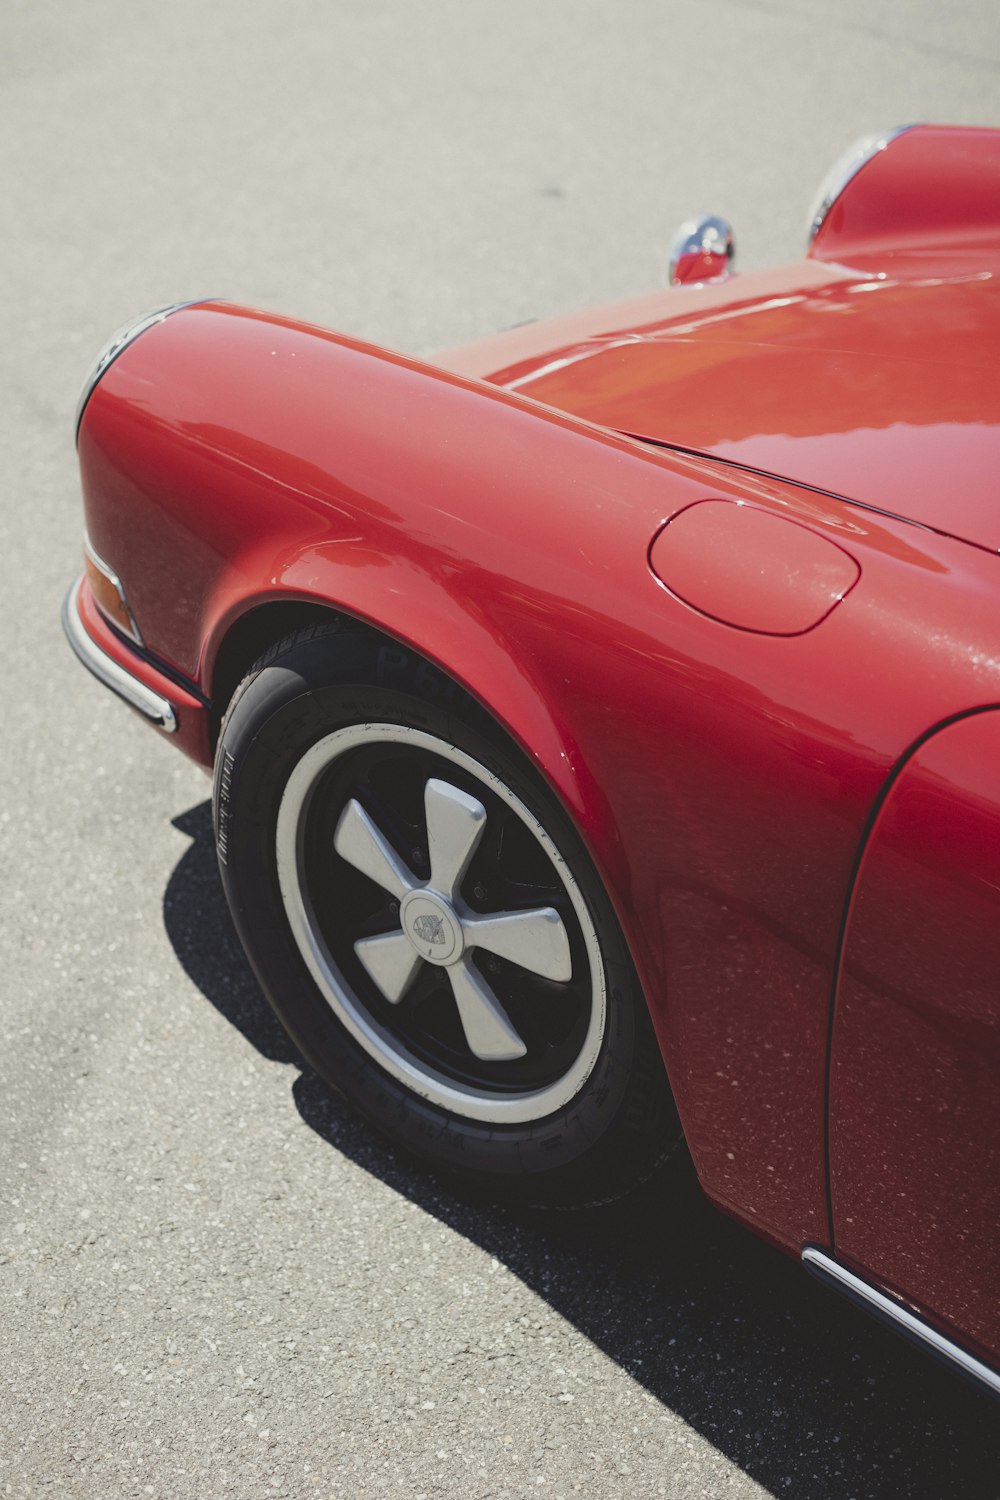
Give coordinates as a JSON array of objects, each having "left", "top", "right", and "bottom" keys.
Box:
[{"left": 216, "top": 750, "right": 235, "bottom": 865}]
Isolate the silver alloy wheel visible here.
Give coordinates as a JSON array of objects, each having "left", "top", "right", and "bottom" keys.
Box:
[{"left": 275, "top": 724, "right": 607, "bottom": 1124}]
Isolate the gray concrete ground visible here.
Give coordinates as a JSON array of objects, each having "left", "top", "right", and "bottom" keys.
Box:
[{"left": 3, "top": 2, "right": 1000, "bottom": 1496}]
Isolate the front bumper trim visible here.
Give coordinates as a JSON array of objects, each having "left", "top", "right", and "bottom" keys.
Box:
[{"left": 63, "top": 576, "right": 177, "bottom": 732}]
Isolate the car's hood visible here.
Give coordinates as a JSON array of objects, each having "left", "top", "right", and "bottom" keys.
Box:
[{"left": 440, "top": 259, "right": 1000, "bottom": 553}]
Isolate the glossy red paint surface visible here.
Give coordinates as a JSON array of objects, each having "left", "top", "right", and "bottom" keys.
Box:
[
  {"left": 440, "top": 166, "right": 1000, "bottom": 553},
  {"left": 649, "top": 500, "right": 860, "bottom": 635},
  {"left": 832, "top": 710, "right": 1000, "bottom": 1364},
  {"left": 810, "top": 124, "right": 1000, "bottom": 269},
  {"left": 78, "top": 301, "right": 1000, "bottom": 1287}
]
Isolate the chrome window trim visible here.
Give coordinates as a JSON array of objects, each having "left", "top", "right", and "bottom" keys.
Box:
[
  {"left": 806, "top": 125, "right": 920, "bottom": 248},
  {"left": 62, "top": 577, "right": 177, "bottom": 732},
  {"left": 802, "top": 1247, "right": 1000, "bottom": 1397}
]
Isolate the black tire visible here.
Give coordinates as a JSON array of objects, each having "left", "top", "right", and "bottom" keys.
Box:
[{"left": 213, "top": 621, "right": 679, "bottom": 1207}]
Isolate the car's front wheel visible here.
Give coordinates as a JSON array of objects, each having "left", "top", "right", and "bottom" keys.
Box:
[{"left": 213, "top": 622, "right": 678, "bottom": 1206}]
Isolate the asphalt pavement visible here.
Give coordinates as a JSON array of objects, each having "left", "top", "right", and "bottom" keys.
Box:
[{"left": 3, "top": 2, "right": 1000, "bottom": 1496}]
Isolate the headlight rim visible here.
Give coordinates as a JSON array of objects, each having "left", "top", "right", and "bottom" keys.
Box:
[
  {"left": 74, "top": 299, "right": 212, "bottom": 444},
  {"left": 805, "top": 125, "right": 920, "bottom": 250}
]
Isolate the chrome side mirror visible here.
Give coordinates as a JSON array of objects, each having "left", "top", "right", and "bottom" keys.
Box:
[{"left": 668, "top": 215, "right": 735, "bottom": 286}]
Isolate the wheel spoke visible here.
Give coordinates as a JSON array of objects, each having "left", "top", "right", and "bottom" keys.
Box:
[
  {"left": 354, "top": 929, "right": 423, "bottom": 1004},
  {"left": 462, "top": 906, "right": 572, "bottom": 983},
  {"left": 425, "top": 778, "right": 487, "bottom": 897},
  {"left": 334, "top": 798, "right": 417, "bottom": 900},
  {"left": 447, "top": 958, "right": 527, "bottom": 1061}
]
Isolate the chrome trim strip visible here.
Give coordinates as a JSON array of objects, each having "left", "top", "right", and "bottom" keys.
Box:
[
  {"left": 83, "top": 535, "right": 144, "bottom": 647},
  {"left": 62, "top": 577, "right": 177, "bottom": 732},
  {"left": 806, "top": 125, "right": 920, "bottom": 247},
  {"left": 802, "top": 1247, "right": 1000, "bottom": 1397}
]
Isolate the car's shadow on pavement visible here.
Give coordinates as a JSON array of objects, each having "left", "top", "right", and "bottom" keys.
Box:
[{"left": 165, "top": 802, "right": 999, "bottom": 1500}]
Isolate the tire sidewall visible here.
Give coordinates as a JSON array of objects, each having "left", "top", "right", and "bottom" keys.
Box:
[{"left": 214, "top": 629, "right": 669, "bottom": 1202}]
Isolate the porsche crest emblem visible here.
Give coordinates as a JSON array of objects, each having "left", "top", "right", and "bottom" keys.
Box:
[{"left": 413, "top": 914, "right": 447, "bottom": 946}]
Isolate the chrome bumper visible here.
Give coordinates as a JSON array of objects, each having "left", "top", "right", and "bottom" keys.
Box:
[{"left": 62, "top": 576, "right": 177, "bottom": 732}]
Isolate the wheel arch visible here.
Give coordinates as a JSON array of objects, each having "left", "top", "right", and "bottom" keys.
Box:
[
  {"left": 205, "top": 588, "right": 637, "bottom": 962},
  {"left": 209, "top": 614, "right": 683, "bottom": 1201},
  {"left": 203, "top": 573, "right": 628, "bottom": 860},
  {"left": 208, "top": 597, "right": 341, "bottom": 741},
  {"left": 202, "top": 583, "right": 681, "bottom": 1130}
]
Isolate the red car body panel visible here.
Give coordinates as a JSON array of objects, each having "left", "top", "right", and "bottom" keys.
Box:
[
  {"left": 809, "top": 124, "right": 1000, "bottom": 269},
  {"left": 78, "top": 301, "right": 1000, "bottom": 1323},
  {"left": 443, "top": 261, "right": 1000, "bottom": 554},
  {"left": 832, "top": 708, "right": 1000, "bottom": 1366},
  {"left": 440, "top": 129, "right": 1000, "bottom": 555}
]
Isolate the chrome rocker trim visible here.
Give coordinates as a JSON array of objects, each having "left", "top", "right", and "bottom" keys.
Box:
[
  {"left": 63, "top": 577, "right": 177, "bottom": 732},
  {"left": 803, "top": 1247, "right": 1000, "bottom": 1397}
]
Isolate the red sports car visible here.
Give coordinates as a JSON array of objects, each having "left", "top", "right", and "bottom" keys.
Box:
[{"left": 65, "top": 124, "right": 1000, "bottom": 1397}]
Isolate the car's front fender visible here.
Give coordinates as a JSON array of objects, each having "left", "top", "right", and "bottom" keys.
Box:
[{"left": 78, "top": 300, "right": 1000, "bottom": 1254}]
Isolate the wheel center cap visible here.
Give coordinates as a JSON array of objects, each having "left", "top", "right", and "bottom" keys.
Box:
[{"left": 400, "top": 889, "right": 463, "bottom": 965}]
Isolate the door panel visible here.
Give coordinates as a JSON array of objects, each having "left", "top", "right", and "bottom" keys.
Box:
[{"left": 830, "top": 710, "right": 1000, "bottom": 1362}]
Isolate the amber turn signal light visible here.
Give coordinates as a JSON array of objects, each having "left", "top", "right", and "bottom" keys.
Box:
[{"left": 84, "top": 539, "right": 143, "bottom": 646}]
